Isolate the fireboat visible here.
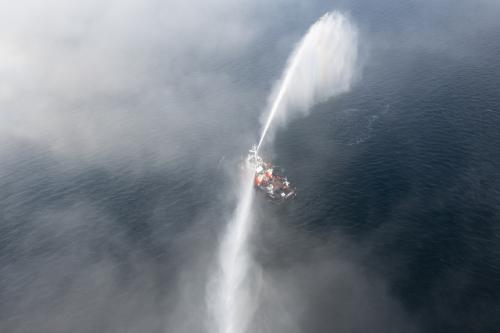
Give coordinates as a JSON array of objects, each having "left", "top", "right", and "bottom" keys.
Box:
[{"left": 247, "top": 145, "right": 296, "bottom": 202}]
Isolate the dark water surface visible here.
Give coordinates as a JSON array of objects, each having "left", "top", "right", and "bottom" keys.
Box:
[
  {"left": 1, "top": 0, "right": 500, "bottom": 332},
  {"left": 273, "top": 4, "right": 500, "bottom": 330}
]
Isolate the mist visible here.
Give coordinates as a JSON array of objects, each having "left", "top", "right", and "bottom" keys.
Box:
[
  {"left": 258, "top": 12, "right": 359, "bottom": 150},
  {"left": 205, "top": 11, "right": 363, "bottom": 333},
  {"left": 2, "top": 0, "right": 500, "bottom": 332}
]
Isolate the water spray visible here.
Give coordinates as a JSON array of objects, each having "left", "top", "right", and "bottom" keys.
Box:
[
  {"left": 208, "top": 11, "right": 359, "bottom": 333},
  {"left": 257, "top": 12, "right": 358, "bottom": 153},
  {"left": 256, "top": 40, "right": 307, "bottom": 152}
]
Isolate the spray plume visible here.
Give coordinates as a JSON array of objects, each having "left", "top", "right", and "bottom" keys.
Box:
[
  {"left": 208, "top": 164, "right": 257, "bottom": 333},
  {"left": 257, "top": 12, "right": 358, "bottom": 152},
  {"left": 208, "top": 11, "right": 359, "bottom": 333}
]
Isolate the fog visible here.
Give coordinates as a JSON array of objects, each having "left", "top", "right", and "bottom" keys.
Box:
[
  {"left": 1, "top": 0, "right": 269, "bottom": 168},
  {"left": 1, "top": 0, "right": 500, "bottom": 332}
]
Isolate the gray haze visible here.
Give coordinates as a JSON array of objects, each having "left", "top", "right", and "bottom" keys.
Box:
[{"left": 1, "top": 0, "right": 500, "bottom": 332}]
